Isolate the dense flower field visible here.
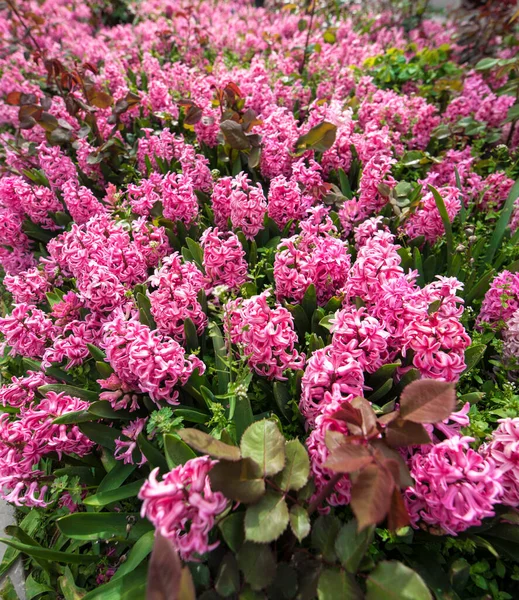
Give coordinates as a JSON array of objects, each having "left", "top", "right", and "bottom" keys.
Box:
[{"left": 1, "top": 0, "right": 519, "bottom": 597}]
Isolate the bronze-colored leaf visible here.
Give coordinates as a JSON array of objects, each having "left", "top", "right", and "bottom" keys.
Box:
[
  {"left": 371, "top": 441, "right": 414, "bottom": 489},
  {"left": 386, "top": 419, "right": 431, "bottom": 448},
  {"left": 330, "top": 402, "right": 363, "bottom": 429},
  {"left": 37, "top": 112, "right": 59, "bottom": 132},
  {"left": 85, "top": 84, "right": 113, "bottom": 109},
  {"left": 399, "top": 379, "right": 456, "bottom": 424},
  {"left": 220, "top": 120, "right": 251, "bottom": 150},
  {"left": 184, "top": 104, "right": 203, "bottom": 125},
  {"left": 323, "top": 439, "right": 373, "bottom": 474},
  {"left": 350, "top": 464, "right": 393, "bottom": 531},
  {"left": 6, "top": 91, "right": 22, "bottom": 106},
  {"left": 387, "top": 488, "right": 411, "bottom": 532},
  {"left": 146, "top": 533, "right": 182, "bottom": 600},
  {"left": 179, "top": 428, "right": 241, "bottom": 461},
  {"left": 209, "top": 458, "right": 265, "bottom": 504},
  {"left": 351, "top": 396, "right": 378, "bottom": 436},
  {"left": 294, "top": 121, "right": 337, "bottom": 156}
]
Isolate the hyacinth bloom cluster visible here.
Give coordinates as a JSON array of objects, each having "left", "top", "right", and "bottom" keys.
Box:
[
  {"left": 0, "top": 392, "right": 94, "bottom": 508},
  {"left": 200, "top": 228, "right": 248, "bottom": 292},
  {"left": 481, "top": 419, "right": 519, "bottom": 507},
  {"left": 139, "top": 457, "right": 227, "bottom": 560},
  {"left": 478, "top": 270, "right": 519, "bottom": 328},
  {"left": 405, "top": 436, "right": 503, "bottom": 535},
  {"left": 405, "top": 185, "right": 461, "bottom": 244},
  {"left": 148, "top": 253, "right": 207, "bottom": 342},
  {"left": 225, "top": 291, "right": 305, "bottom": 380},
  {"left": 102, "top": 311, "right": 205, "bottom": 406}
]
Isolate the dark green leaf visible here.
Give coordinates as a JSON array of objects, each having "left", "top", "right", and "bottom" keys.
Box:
[{"left": 164, "top": 433, "right": 196, "bottom": 468}]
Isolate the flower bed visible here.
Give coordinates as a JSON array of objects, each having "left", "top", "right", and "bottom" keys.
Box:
[{"left": 0, "top": 0, "right": 519, "bottom": 598}]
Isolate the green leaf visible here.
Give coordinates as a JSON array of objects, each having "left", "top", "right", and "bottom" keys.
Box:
[
  {"left": 274, "top": 439, "right": 310, "bottom": 492},
  {"left": 83, "top": 479, "right": 145, "bottom": 507},
  {"left": 335, "top": 520, "right": 374, "bottom": 573},
  {"left": 289, "top": 505, "right": 310, "bottom": 542},
  {"left": 175, "top": 407, "right": 208, "bottom": 424},
  {"left": 96, "top": 360, "right": 114, "bottom": 378},
  {"left": 136, "top": 292, "right": 156, "bottom": 329},
  {"left": 179, "top": 428, "right": 241, "bottom": 460},
  {"left": 53, "top": 401, "right": 130, "bottom": 424},
  {"left": 209, "top": 322, "right": 230, "bottom": 396},
  {"left": 273, "top": 381, "right": 292, "bottom": 421},
  {"left": 484, "top": 180, "right": 519, "bottom": 269},
  {"left": 0, "top": 511, "right": 42, "bottom": 578},
  {"left": 137, "top": 433, "right": 169, "bottom": 472},
  {"left": 475, "top": 57, "right": 500, "bottom": 70},
  {"left": 82, "top": 565, "right": 148, "bottom": 600},
  {"left": 209, "top": 458, "right": 265, "bottom": 504},
  {"left": 245, "top": 491, "right": 289, "bottom": 543},
  {"left": 79, "top": 422, "right": 121, "bottom": 450},
  {"left": 318, "top": 568, "right": 363, "bottom": 600},
  {"left": 294, "top": 122, "right": 337, "bottom": 156},
  {"left": 366, "top": 561, "right": 432, "bottom": 600},
  {"left": 238, "top": 542, "right": 276, "bottom": 591},
  {"left": 215, "top": 553, "right": 240, "bottom": 598},
  {"left": 56, "top": 513, "right": 153, "bottom": 541},
  {"left": 112, "top": 531, "right": 154, "bottom": 580},
  {"left": 59, "top": 566, "right": 86, "bottom": 600},
  {"left": 240, "top": 419, "right": 285, "bottom": 477},
  {"left": 185, "top": 237, "right": 205, "bottom": 270},
  {"left": 0, "top": 537, "right": 97, "bottom": 564},
  {"left": 164, "top": 433, "right": 196, "bottom": 468},
  {"left": 219, "top": 513, "right": 245, "bottom": 553},
  {"left": 464, "top": 344, "right": 486, "bottom": 373},
  {"left": 184, "top": 318, "right": 199, "bottom": 352},
  {"left": 302, "top": 284, "right": 317, "bottom": 320},
  {"left": 97, "top": 462, "right": 136, "bottom": 493},
  {"left": 428, "top": 185, "right": 454, "bottom": 274},
  {"left": 311, "top": 515, "right": 341, "bottom": 562},
  {"left": 26, "top": 573, "right": 54, "bottom": 599},
  {"left": 87, "top": 344, "right": 106, "bottom": 361}
]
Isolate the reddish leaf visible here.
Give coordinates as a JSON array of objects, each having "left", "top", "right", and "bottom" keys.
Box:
[
  {"left": 179, "top": 428, "right": 241, "bottom": 461},
  {"left": 399, "top": 379, "right": 456, "bottom": 424},
  {"left": 350, "top": 464, "right": 394, "bottom": 531},
  {"left": 351, "top": 397, "right": 378, "bottom": 436},
  {"left": 220, "top": 120, "right": 251, "bottom": 150},
  {"left": 184, "top": 104, "right": 203, "bottom": 125},
  {"left": 146, "top": 533, "right": 182, "bottom": 600},
  {"left": 85, "top": 84, "right": 113, "bottom": 109},
  {"left": 330, "top": 402, "right": 363, "bottom": 429},
  {"left": 6, "top": 92, "right": 22, "bottom": 106},
  {"left": 386, "top": 419, "right": 431, "bottom": 448},
  {"left": 323, "top": 440, "right": 373, "bottom": 474},
  {"left": 371, "top": 441, "right": 414, "bottom": 489},
  {"left": 387, "top": 488, "right": 411, "bottom": 532}
]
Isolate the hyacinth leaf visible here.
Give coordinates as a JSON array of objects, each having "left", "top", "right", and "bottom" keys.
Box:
[
  {"left": 464, "top": 343, "right": 487, "bottom": 373},
  {"left": 4, "top": 526, "right": 53, "bottom": 574},
  {"left": 311, "top": 515, "right": 341, "bottom": 563},
  {"left": 294, "top": 121, "right": 337, "bottom": 156},
  {"left": 240, "top": 419, "right": 285, "bottom": 477},
  {"left": 87, "top": 343, "right": 106, "bottom": 361},
  {"left": 83, "top": 479, "right": 146, "bottom": 507},
  {"left": 164, "top": 433, "right": 197, "bottom": 468},
  {"left": 26, "top": 574, "right": 54, "bottom": 598},
  {"left": 136, "top": 434, "right": 169, "bottom": 472},
  {"left": 367, "top": 362, "right": 401, "bottom": 389},
  {"left": 335, "top": 520, "right": 374, "bottom": 574},
  {"left": 0, "top": 537, "right": 97, "bottom": 564},
  {"left": 289, "top": 505, "right": 311, "bottom": 542},
  {"left": 367, "top": 378, "right": 393, "bottom": 403},
  {"left": 179, "top": 428, "right": 241, "bottom": 461},
  {"left": 484, "top": 179, "right": 519, "bottom": 269},
  {"left": 111, "top": 531, "right": 154, "bottom": 581},
  {"left": 97, "top": 462, "right": 136, "bottom": 493},
  {"left": 56, "top": 513, "right": 153, "bottom": 541},
  {"left": 185, "top": 237, "right": 204, "bottom": 270},
  {"left": 233, "top": 394, "right": 254, "bottom": 442},
  {"left": 136, "top": 292, "right": 156, "bottom": 329},
  {"left": 218, "top": 512, "right": 245, "bottom": 553},
  {"left": 366, "top": 561, "right": 432, "bottom": 600},
  {"left": 95, "top": 360, "right": 114, "bottom": 378},
  {"left": 274, "top": 439, "right": 310, "bottom": 492},
  {"left": 215, "top": 553, "right": 240, "bottom": 597},
  {"left": 399, "top": 379, "right": 456, "bottom": 424},
  {"left": 82, "top": 564, "right": 148, "bottom": 600},
  {"left": 302, "top": 284, "right": 317, "bottom": 320},
  {"left": 53, "top": 401, "right": 130, "bottom": 425},
  {"left": 59, "top": 567, "right": 87, "bottom": 600},
  {"left": 209, "top": 458, "right": 265, "bottom": 503},
  {"left": 289, "top": 304, "right": 311, "bottom": 339},
  {"left": 79, "top": 423, "right": 121, "bottom": 451},
  {"left": 208, "top": 322, "right": 229, "bottom": 396},
  {"left": 244, "top": 491, "right": 289, "bottom": 543},
  {"left": 0, "top": 511, "right": 41, "bottom": 579},
  {"left": 350, "top": 464, "right": 394, "bottom": 531},
  {"left": 184, "top": 318, "right": 199, "bottom": 352},
  {"left": 272, "top": 381, "right": 292, "bottom": 422},
  {"left": 428, "top": 185, "right": 454, "bottom": 274},
  {"left": 317, "top": 568, "right": 364, "bottom": 600},
  {"left": 237, "top": 542, "right": 276, "bottom": 591}
]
